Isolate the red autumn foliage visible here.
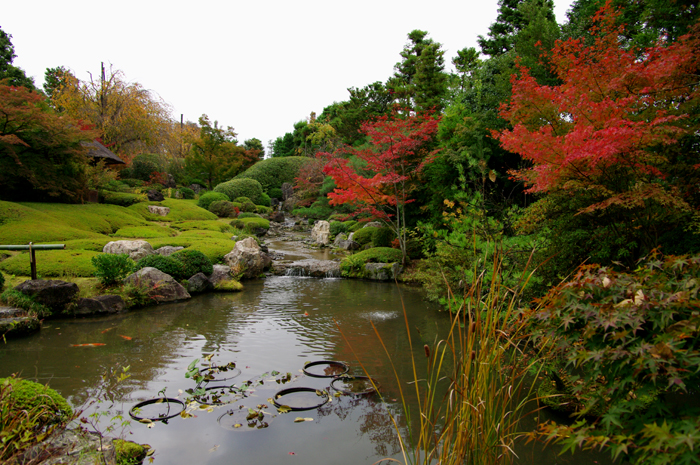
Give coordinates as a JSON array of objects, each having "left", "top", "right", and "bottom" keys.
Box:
[
  {"left": 495, "top": 3, "right": 700, "bottom": 214},
  {"left": 320, "top": 110, "right": 440, "bottom": 261}
]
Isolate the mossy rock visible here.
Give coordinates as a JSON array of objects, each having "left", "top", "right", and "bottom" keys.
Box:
[
  {"left": 1, "top": 377, "right": 73, "bottom": 425},
  {"left": 214, "top": 280, "right": 244, "bottom": 292},
  {"left": 0, "top": 316, "right": 41, "bottom": 338},
  {"left": 114, "top": 439, "right": 149, "bottom": 465}
]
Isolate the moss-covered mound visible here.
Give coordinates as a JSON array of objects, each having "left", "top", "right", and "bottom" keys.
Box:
[
  {"left": 114, "top": 225, "right": 178, "bottom": 239},
  {"left": 127, "top": 199, "right": 217, "bottom": 222},
  {"left": 213, "top": 179, "right": 265, "bottom": 205},
  {"left": 339, "top": 248, "right": 403, "bottom": 277},
  {"left": 1, "top": 377, "right": 73, "bottom": 425},
  {"left": 0, "top": 250, "right": 100, "bottom": 278},
  {"left": 114, "top": 439, "right": 149, "bottom": 465},
  {"left": 235, "top": 156, "right": 313, "bottom": 192}
]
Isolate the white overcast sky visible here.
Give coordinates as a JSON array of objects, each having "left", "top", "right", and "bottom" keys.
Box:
[{"left": 3, "top": 0, "right": 573, "bottom": 150}]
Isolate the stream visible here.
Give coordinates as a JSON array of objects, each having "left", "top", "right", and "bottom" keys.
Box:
[{"left": 0, "top": 229, "right": 612, "bottom": 465}]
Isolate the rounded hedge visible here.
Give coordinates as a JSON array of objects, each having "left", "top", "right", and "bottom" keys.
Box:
[
  {"left": 373, "top": 227, "right": 394, "bottom": 248},
  {"left": 235, "top": 156, "right": 313, "bottom": 191},
  {"left": 208, "top": 200, "right": 236, "bottom": 218},
  {"left": 179, "top": 187, "right": 195, "bottom": 199},
  {"left": 214, "top": 179, "right": 264, "bottom": 205},
  {"left": 258, "top": 193, "right": 271, "bottom": 207},
  {"left": 268, "top": 188, "right": 283, "bottom": 199},
  {"left": 171, "top": 249, "right": 213, "bottom": 278},
  {"left": 133, "top": 255, "right": 186, "bottom": 280},
  {"left": 352, "top": 227, "right": 379, "bottom": 246},
  {"left": 198, "top": 192, "right": 230, "bottom": 210},
  {"left": 233, "top": 197, "right": 252, "bottom": 204}
]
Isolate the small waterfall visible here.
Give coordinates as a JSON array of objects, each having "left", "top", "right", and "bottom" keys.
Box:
[{"left": 282, "top": 259, "right": 342, "bottom": 278}]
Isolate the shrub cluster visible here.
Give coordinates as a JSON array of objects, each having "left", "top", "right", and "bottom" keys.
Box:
[
  {"left": 214, "top": 178, "right": 264, "bottom": 205},
  {"left": 339, "top": 248, "right": 404, "bottom": 274},
  {"left": 351, "top": 227, "right": 379, "bottom": 246},
  {"left": 208, "top": 200, "right": 236, "bottom": 218},
  {"left": 133, "top": 255, "right": 185, "bottom": 280},
  {"left": 171, "top": 249, "right": 213, "bottom": 277},
  {"left": 268, "top": 188, "right": 283, "bottom": 200},
  {"left": 197, "top": 192, "right": 229, "bottom": 211},
  {"left": 91, "top": 253, "right": 135, "bottom": 286},
  {"left": 101, "top": 191, "right": 147, "bottom": 207},
  {"left": 178, "top": 187, "right": 195, "bottom": 199},
  {"left": 372, "top": 227, "right": 394, "bottom": 248},
  {"left": 235, "top": 156, "right": 312, "bottom": 191}
]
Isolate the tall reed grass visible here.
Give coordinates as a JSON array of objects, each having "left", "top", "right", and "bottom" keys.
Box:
[{"left": 342, "top": 254, "right": 545, "bottom": 465}]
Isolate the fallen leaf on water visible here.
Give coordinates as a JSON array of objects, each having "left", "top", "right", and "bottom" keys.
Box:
[
  {"left": 277, "top": 405, "right": 291, "bottom": 414},
  {"left": 119, "top": 335, "right": 132, "bottom": 340},
  {"left": 234, "top": 423, "right": 242, "bottom": 428},
  {"left": 70, "top": 343, "right": 106, "bottom": 347},
  {"left": 294, "top": 417, "right": 305, "bottom": 422},
  {"left": 209, "top": 445, "right": 219, "bottom": 452},
  {"left": 180, "top": 411, "right": 193, "bottom": 419}
]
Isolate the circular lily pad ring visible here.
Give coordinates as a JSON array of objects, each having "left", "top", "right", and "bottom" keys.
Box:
[
  {"left": 272, "top": 387, "right": 329, "bottom": 411},
  {"left": 302, "top": 360, "right": 349, "bottom": 378},
  {"left": 129, "top": 397, "right": 185, "bottom": 421},
  {"left": 331, "top": 375, "right": 378, "bottom": 396},
  {"left": 198, "top": 366, "right": 242, "bottom": 384},
  {"left": 192, "top": 385, "right": 241, "bottom": 406}
]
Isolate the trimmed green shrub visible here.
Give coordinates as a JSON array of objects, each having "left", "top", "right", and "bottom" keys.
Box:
[
  {"left": 329, "top": 221, "right": 348, "bottom": 237},
  {"left": 255, "top": 205, "right": 272, "bottom": 214},
  {"left": 133, "top": 255, "right": 185, "bottom": 280},
  {"left": 230, "top": 219, "right": 245, "bottom": 230},
  {"left": 373, "top": 227, "right": 394, "bottom": 248},
  {"left": 119, "top": 178, "right": 145, "bottom": 188},
  {"left": 92, "top": 253, "right": 135, "bottom": 285},
  {"left": 214, "top": 178, "right": 264, "bottom": 205},
  {"left": 0, "top": 271, "right": 4, "bottom": 291},
  {"left": 237, "top": 212, "right": 260, "bottom": 219},
  {"left": 171, "top": 249, "right": 213, "bottom": 278},
  {"left": 268, "top": 188, "right": 283, "bottom": 199},
  {"left": 258, "top": 193, "right": 271, "bottom": 207},
  {"left": 352, "top": 227, "right": 379, "bottom": 246},
  {"left": 129, "top": 154, "right": 165, "bottom": 181},
  {"left": 291, "top": 205, "right": 332, "bottom": 220},
  {"left": 179, "top": 187, "right": 195, "bottom": 199},
  {"left": 101, "top": 191, "right": 147, "bottom": 207},
  {"left": 1, "top": 376, "right": 73, "bottom": 426},
  {"left": 233, "top": 197, "right": 253, "bottom": 204},
  {"left": 208, "top": 200, "right": 236, "bottom": 218},
  {"left": 198, "top": 192, "right": 230, "bottom": 211},
  {"left": 240, "top": 201, "right": 256, "bottom": 213},
  {"left": 235, "top": 156, "right": 313, "bottom": 191}
]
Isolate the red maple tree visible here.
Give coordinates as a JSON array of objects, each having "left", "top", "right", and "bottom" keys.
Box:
[
  {"left": 320, "top": 110, "right": 440, "bottom": 262},
  {"left": 495, "top": 3, "right": 700, "bottom": 216}
]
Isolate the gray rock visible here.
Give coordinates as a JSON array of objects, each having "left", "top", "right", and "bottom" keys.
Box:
[
  {"left": 14, "top": 279, "right": 79, "bottom": 313},
  {"left": 186, "top": 273, "right": 214, "bottom": 294},
  {"left": 281, "top": 182, "right": 294, "bottom": 201},
  {"left": 270, "top": 212, "right": 285, "bottom": 223},
  {"left": 208, "top": 264, "right": 233, "bottom": 285},
  {"left": 224, "top": 237, "right": 270, "bottom": 279},
  {"left": 148, "top": 205, "right": 170, "bottom": 216},
  {"left": 103, "top": 240, "right": 154, "bottom": 261},
  {"left": 72, "top": 295, "right": 125, "bottom": 316},
  {"left": 124, "top": 267, "right": 191, "bottom": 303},
  {"left": 163, "top": 173, "right": 177, "bottom": 188},
  {"left": 336, "top": 240, "right": 360, "bottom": 251},
  {"left": 363, "top": 262, "right": 402, "bottom": 281},
  {"left": 155, "top": 246, "right": 184, "bottom": 256},
  {"left": 311, "top": 220, "right": 331, "bottom": 245},
  {"left": 0, "top": 316, "right": 41, "bottom": 337},
  {"left": 146, "top": 190, "right": 165, "bottom": 201},
  {"left": 363, "top": 221, "right": 382, "bottom": 229},
  {"left": 189, "top": 183, "right": 204, "bottom": 194}
]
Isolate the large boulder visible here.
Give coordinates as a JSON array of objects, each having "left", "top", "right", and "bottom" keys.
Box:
[
  {"left": 363, "top": 263, "right": 402, "bottom": 281},
  {"left": 124, "top": 267, "right": 190, "bottom": 303},
  {"left": 311, "top": 221, "right": 330, "bottom": 245},
  {"left": 146, "top": 190, "right": 165, "bottom": 201},
  {"left": 281, "top": 182, "right": 294, "bottom": 201},
  {"left": 14, "top": 280, "right": 79, "bottom": 313},
  {"left": 72, "top": 295, "right": 126, "bottom": 316},
  {"left": 103, "top": 240, "right": 154, "bottom": 261},
  {"left": 186, "top": 273, "right": 214, "bottom": 294},
  {"left": 148, "top": 205, "right": 170, "bottom": 216},
  {"left": 363, "top": 221, "right": 382, "bottom": 229},
  {"left": 223, "top": 237, "right": 270, "bottom": 279},
  {"left": 270, "top": 212, "right": 285, "bottom": 223}
]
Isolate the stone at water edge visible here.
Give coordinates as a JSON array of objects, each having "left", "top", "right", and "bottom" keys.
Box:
[
  {"left": 72, "top": 295, "right": 126, "bottom": 315},
  {"left": 223, "top": 237, "right": 271, "bottom": 279},
  {"left": 363, "top": 263, "right": 402, "bottom": 281},
  {"left": 187, "top": 273, "right": 214, "bottom": 294},
  {"left": 208, "top": 264, "right": 233, "bottom": 286},
  {"left": 14, "top": 279, "right": 79, "bottom": 313},
  {"left": 311, "top": 220, "right": 330, "bottom": 245},
  {"left": 123, "top": 267, "right": 191, "bottom": 303}
]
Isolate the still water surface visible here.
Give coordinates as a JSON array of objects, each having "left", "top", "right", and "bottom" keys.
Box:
[{"left": 0, "top": 276, "right": 609, "bottom": 465}]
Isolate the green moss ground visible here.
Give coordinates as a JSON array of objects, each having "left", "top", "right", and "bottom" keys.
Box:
[
  {"left": 127, "top": 199, "right": 217, "bottom": 222},
  {"left": 114, "top": 225, "right": 178, "bottom": 238}
]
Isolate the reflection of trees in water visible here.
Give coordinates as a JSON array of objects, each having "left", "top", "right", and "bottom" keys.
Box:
[{"left": 316, "top": 394, "right": 403, "bottom": 458}]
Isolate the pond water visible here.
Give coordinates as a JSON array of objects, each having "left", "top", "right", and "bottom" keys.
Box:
[{"left": 0, "top": 276, "right": 611, "bottom": 465}]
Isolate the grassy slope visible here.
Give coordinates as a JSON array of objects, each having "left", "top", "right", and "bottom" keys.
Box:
[{"left": 0, "top": 199, "right": 234, "bottom": 278}]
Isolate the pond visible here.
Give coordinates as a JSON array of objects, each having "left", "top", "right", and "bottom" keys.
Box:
[{"left": 0, "top": 276, "right": 611, "bottom": 465}]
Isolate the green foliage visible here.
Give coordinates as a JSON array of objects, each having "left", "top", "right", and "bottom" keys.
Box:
[
  {"left": 171, "top": 249, "right": 213, "bottom": 278},
  {"left": 329, "top": 221, "right": 348, "bottom": 237},
  {"left": 0, "top": 376, "right": 73, "bottom": 461},
  {"left": 529, "top": 252, "right": 700, "bottom": 465},
  {"left": 0, "top": 250, "right": 99, "bottom": 278},
  {"left": 214, "top": 178, "right": 264, "bottom": 205},
  {"left": 291, "top": 204, "right": 332, "bottom": 220},
  {"left": 91, "top": 253, "right": 135, "bottom": 286},
  {"left": 170, "top": 221, "right": 233, "bottom": 234},
  {"left": 114, "top": 439, "right": 147, "bottom": 465},
  {"left": 101, "top": 191, "right": 147, "bottom": 207},
  {"left": 127, "top": 199, "right": 217, "bottom": 222},
  {"left": 113, "top": 225, "right": 176, "bottom": 238},
  {"left": 255, "top": 205, "right": 272, "bottom": 214},
  {"left": 229, "top": 219, "right": 244, "bottom": 230},
  {"left": 235, "top": 156, "right": 313, "bottom": 191},
  {"left": 128, "top": 154, "right": 163, "bottom": 182},
  {"left": 133, "top": 254, "right": 185, "bottom": 280},
  {"left": 352, "top": 227, "right": 379, "bottom": 246},
  {"left": 0, "top": 272, "right": 4, "bottom": 291},
  {"left": 258, "top": 192, "right": 271, "bottom": 207},
  {"left": 372, "top": 227, "right": 394, "bottom": 248},
  {"left": 17, "top": 202, "right": 148, "bottom": 236},
  {"left": 237, "top": 212, "right": 259, "bottom": 219},
  {"left": 339, "top": 248, "right": 403, "bottom": 275},
  {"left": 178, "top": 187, "right": 195, "bottom": 199},
  {"left": 235, "top": 217, "right": 270, "bottom": 234},
  {"left": 239, "top": 201, "right": 256, "bottom": 213},
  {"left": 197, "top": 191, "right": 230, "bottom": 211},
  {"left": 150, "top": 230, "right": 235, "bottom": 264},
  {"left": 208, "top": 200, "right": 236, "bottom": 218},
  {"left": 0, "top": 289, "right": 51, "bottom": 317},
  {"left": 233, "top": 197, "right": 252, "bottom": 204},
  {"left": 268, "top": 188, "right": 283, "bottom": 199}
]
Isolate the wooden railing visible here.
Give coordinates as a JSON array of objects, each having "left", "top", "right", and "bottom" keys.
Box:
[{"left": 0, "top": 243, "right": 66, "bottom": 280}]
